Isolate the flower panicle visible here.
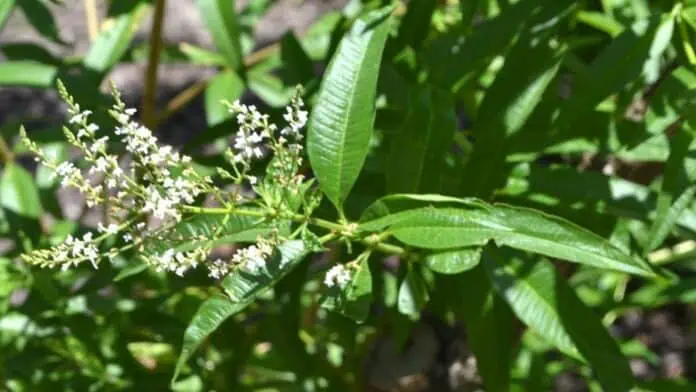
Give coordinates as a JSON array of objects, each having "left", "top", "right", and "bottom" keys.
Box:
[{"left": 20, "top": 81, "right": 312, "bottom": 280}]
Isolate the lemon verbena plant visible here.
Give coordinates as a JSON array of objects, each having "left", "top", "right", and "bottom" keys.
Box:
[
  {"left": 8, "top": 1, "right": 696, "bottom": 390},
  {"left": 21, "top": 81, "right": 326, "bottom": 278}
]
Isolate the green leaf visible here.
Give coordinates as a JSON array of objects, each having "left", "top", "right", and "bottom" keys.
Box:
[
  {"left": 360, "top": 193, "right": 486, "bottom": 222},
  {"left": 394, "top": 0, "right": 436, "bottom": 51},
  {"left": 386, "top": 85, "right": 456, "bottom": 193},
  {"left": 321, "top": 255, "right": 373, "bottom": 322},
  {"left": 204, "top": 70, "right": 245, "bottom": 126},
  {"left": 179, "top": 42, "right": 227, "bottom": 66},
  {"left": 0, "top": 0, "right": 14, "bottom": 31},
  {"left": 397, "top": 265, "right": 429, "bottom": 319},
  {"left": 445, "top": 266, "right": 514, "bottom": 392},
  {"left": 84, "top": 3, "right": 150, "bottom": 73},
  {"left": 683, "top": 7, "right": 696, "bottom": 31},
  {"left": 426, "top": 0, "right": 571, "bottom": 92},
  {"left": 16, "top": 0, "right": 65, "bottom": 45},
  {"left": 0, "top": 163, "right": 42, "bottom": 219},
  {"left": 197, "top": 0, "right": 243, "bottom": 70},
  {"left": 629, "top": 278, "right": 696, "bottom": 309},
  {"left": 483, "top": 250, "right": 635, "bottom": 392},
  {"left": 360, "top": 196, "right": 655, "bottom": 277},
  {"left": 575, "top": 11, "right": 624, "bottom": 37},
  {"left": 307, "top": 6, "right": 392, "bottom": 211},
  {"left": 1, "top": 42, "right": 62, "bottom": 65},
  {"left": 173, "top": 240, "right": 308, "bottom": 383},
  {"left": 426, "top": 247, "right": 482, "bottom": 274},
  {"left": 643, "top": 13, "right": 675, "bottom": 84},
  {"left": 460, "top": 33, "right": 564, "bottom": 197},
  {"left": 280, "top": 32, "right": 315, "bottom": 86},
  {"left": 558, "top": 19, "right": 661, "bottom": 127},
  {"left": 0, "top": 61, "right": 57, "bottom": 87},
  {"left": 248, "top": 70, "right": 295, "bottom": 107},
  {"left": 143, "top": 212, "right": 280, "bottom": 256},
  {"left": 638, "top": 379, "right": 696, "bottom": 392},
  {"left": 645, "top": 129, "right": 696, "bottom": 252}
]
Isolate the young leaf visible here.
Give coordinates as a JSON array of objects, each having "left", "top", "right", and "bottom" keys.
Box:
[
  {"left": 84, "top": 3, "right": 150, "bottom": 73},
  {"left": 197, "top": 0, "right": 243, "bottom": 71},
  {"left": 204, "top": 70, "right": 245, "bottom": 126},
  {"left": 321, "top": 255, "right": 373, "bottom": 322},
  {"left": 397, "top": 265, "right": 430, "bottom": 319},
  {"left": 386, "top": 85, "right": 456, "bottom": 193},
  {"left": 307, "top": 6, "right": 392, "bottom": 212},
  {"left": 483, "top": 250, "right": 635, "bottom": 392},
  {"left": 172, "top": 240, "right": 308, "bottom": 383},
  {"left": 426, "top": 247, "right": 482, "bottom": 274},
  {"left": 0, "top": 163, "right": 42, "bottom": 219}
]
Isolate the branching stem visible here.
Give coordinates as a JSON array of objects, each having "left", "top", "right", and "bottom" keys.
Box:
[{"left": 181, "top": 205, "right": 408, "bottom": 257}]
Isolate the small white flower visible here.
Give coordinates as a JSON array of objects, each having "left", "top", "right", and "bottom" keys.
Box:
[
  {"left": 69, "top": 110, "right": 92, "bottom": 124},
  {"left": 208, "top": 258, "right": 231, "bottom": 279},
  {"left": 324, "top": 264, "right": 352, "bottom": 288},
  {"left": 98, "top": 223, "right": 119, "bottom": 235}
]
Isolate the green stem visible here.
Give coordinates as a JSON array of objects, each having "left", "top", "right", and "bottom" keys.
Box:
[
  {"left": 141, "top": 0, "right": 167, "bottom": 129},
  {"left": 181, "top": 205, "right": 407, "bottom": 256}
]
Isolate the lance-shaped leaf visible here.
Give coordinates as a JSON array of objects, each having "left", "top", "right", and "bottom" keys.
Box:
[
  {"left": 84, "top": 3, "right": 150, "bottom": 73},
  {"left": 440, "top": 267, "right": 514, "bottom": 392},
  {"left": 386, "top": 85, "right": 457, "bottom": 193},
  {"left": 483, "top": 250, "right": 635, "bottom": 392},
  {"left": 16, "top": 0, "right": 65, "bottom": 45},
  {"left": 645, "top": 129, "right": 696, "bottom": 252},
  {"left": 359, "top": 195, "right": 655, "bottom": 277},
  {"left": 172, "top": 240, "right": 308, "bottom": 383},
  {"left": 197, "top": 0, "right": 243, "bottom": 71},
  {"left": 307, "top": 6, "right": 392, "bottom": 211},
  {"left": 460, "top": 32, "right": 564, "bottom": 197}
]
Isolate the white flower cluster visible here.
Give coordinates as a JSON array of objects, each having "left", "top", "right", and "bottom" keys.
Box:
[
  {"left": 228, "top": 100, "right": 273, "bottom": 164},
  {"left": 20, "top": 82, "right": 314, "bottom": 282},
  {"left": 144, "top": 247, "right": 209, "bottom": 277},
  {"left": 208, "top": 258, "right": 232, "bottom": 280},
  {"left": 236, "top": 240, "right": 274, "bottom": 273},
  {"left": 280, "top": 93, "right": 308, "bottom": 141},
  {"left": 20, "top": 232, "right": 100, "bottom": 271},
  {"left": 207, "top": 237, "right": 276, "bottom": 279},
  {"left": 324, "top": 264, "right": 352, "bottom": 289}
]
